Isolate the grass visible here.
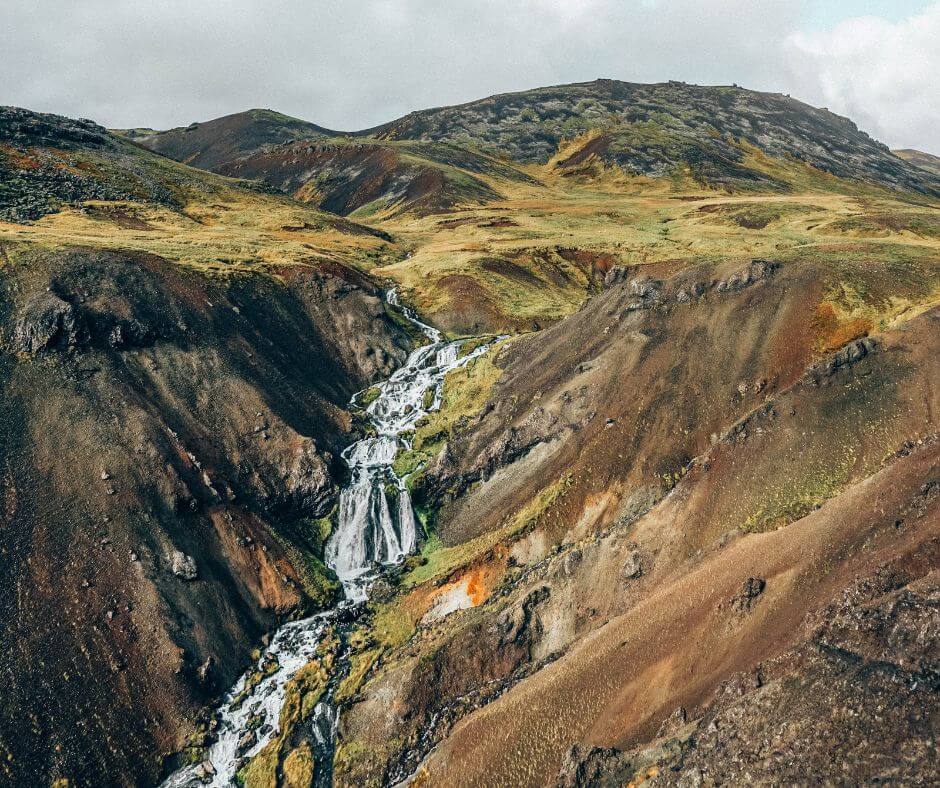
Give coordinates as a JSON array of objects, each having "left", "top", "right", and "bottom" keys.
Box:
[
  {"left": 1, "top": 136, "right": 395, "bottom": 276},
  {"left": 371, "top": 158, "right": 940, "bottom": 332},
  {"left": 392, "top": 341, "right": 507, "bottom": 484},
  {"left": 236, "top": 636, "right": 335, "bottom": 788},
  {"left": 403, "top": 474, "right": 572, "bottom": 587}
]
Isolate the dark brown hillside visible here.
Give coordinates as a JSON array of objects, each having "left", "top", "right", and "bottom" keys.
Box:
[
  {"left": 216, "top": 139, "right": 532, "bottom": 217},
  {"left": 0, "top": 100, "right": 419, "bottom": 785},
  {"left": 126, "top": 109, "right": 335, "bottom": 171},
  {"left": 0, "top": 242, "right": 412, "bottom": 786}
]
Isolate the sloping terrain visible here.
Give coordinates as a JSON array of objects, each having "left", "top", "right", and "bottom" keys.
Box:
[
  {"left": 895, "top": 148, "right": 940, "bottom": 178},
  {"left": 370, "top": 80, "right": 940, "bottom": 196},
  {"left": 0, "top": 109, "right": 414, "bottom": 786},
  {"left": 128, "top": 83, "right": 940, "bottom": 336},
  {"left": 214, "top": 139, "right": 534, "bottom": 219},
  {"left": 331, "top": 251, "right": 939, "bottom": 786},
  {"left": 123, "top": 109, "right": 335, "bottom": 171},
  {"left": 3, "top": 81, "right": 940, "bottom": 788}
]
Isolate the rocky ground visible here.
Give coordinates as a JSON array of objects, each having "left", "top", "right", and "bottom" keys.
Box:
[
  {"left": 0, "top": 108, "right": 417, "bottom": 786},
  {"left": 2, "top": 84, "right": 939, "bottom": 787}
]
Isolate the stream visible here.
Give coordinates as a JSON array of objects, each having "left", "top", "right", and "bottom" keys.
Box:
[{"left": 163, "top": 289, "right": 493, "bottom": 787}]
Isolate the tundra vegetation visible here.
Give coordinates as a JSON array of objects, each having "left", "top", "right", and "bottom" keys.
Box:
[{"left": 0, "top": 80, "right": 938, "bottom": 786}]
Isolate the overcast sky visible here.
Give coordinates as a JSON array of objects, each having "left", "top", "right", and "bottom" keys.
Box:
[{"left": 2, "top": 1, "right": 937, "bottom": 151}]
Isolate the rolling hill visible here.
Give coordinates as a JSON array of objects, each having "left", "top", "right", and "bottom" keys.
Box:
[
  {"left": 895, "top": 147, "right": 940, "bottom": 178},
  {"left": 2, "top": 81, "right": 939, "bottom": 788},
  {"left": 123, "top": 108, "right": 335, "bottom": 170}
]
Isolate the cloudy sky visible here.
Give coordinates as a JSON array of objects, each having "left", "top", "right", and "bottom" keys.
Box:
[{"left": 2, "top": 1, "right": 937, "bottom": 151}]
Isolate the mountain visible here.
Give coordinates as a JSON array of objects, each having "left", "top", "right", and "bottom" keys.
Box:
[
  {"left": 369, "top": 80, "right": 940, "bottom": 195},
  {"left": 213, "top": 138, "right": 536, "bottom": 218},
  {"left": 895, "top": 147, "right": 940, "bottom": 178},
  {"left": 0, "top": 107, "right": 414, "bottom": 785},
  {"left": 2, "top": 82, "right": 940, "bottom": 788},
  {"left": 133, "top": 82, "right": 940, "bottom": 223},
  {"left": 335, "top": 254, "right": 939, "bottom": 786},
  {"left": 123, "top": 108, "right": 335, "bottom": 170}
]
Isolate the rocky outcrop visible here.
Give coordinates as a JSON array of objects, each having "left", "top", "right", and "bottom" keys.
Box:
[
  {"left": 0, "top": 244, "right": 412, "bottom": 787},
  {"left": 335, "top": 249, "right": 938, "bottom": 786},
  {"left": 616, "top": 570, "right": 940, "bottom": 786},
  {"left": 370, "top": 80, "right": 940, "bottom": 195},
  {"left": 0, "top": 107, "right": 180, "bottom": 222},
  {"left": 11, "top": 292, "right": 84, "bottom": 353}
]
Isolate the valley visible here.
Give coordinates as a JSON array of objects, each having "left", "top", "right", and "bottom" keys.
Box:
[{"left": 0, "top": 79, "right": 938, "bottom": 787}]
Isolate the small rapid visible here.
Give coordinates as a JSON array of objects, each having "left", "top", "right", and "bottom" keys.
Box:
[{"left": 163, "top": 289, "right": 494, "bottom": 787}]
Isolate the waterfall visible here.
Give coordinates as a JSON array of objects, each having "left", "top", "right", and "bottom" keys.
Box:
[{"left": 162, "top": 289, "right": 498, "bottom": 788}]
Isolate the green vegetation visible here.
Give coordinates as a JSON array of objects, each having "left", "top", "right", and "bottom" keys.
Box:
[
  {"left": 236, "top": 636, "right": 335, "bottom": 788},
  {"left": 270, "top": 525, "right": 340, "bottom": 609},
  {"left": 357, "top": 386, "right": 381, "bottom": 407},
  {"left": 392, "top": 341, "right": 507, "bottom": 485},
  {"left": 826, "top": 211, "right": 940, "bottom": 239},
  {"left": 403, "top": 474, "right": 572, "bottom": 587}
]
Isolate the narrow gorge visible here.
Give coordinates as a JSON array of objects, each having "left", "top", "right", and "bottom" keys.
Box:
[{"left": 164, "top": 291, "right": 498, "bottom": 787}]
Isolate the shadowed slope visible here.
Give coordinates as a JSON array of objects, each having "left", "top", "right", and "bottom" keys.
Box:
[{"left": 123, "top": 109, "right": 335, "bottom": 171}]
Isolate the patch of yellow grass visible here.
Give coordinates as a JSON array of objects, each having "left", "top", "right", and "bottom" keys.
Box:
[
  {"left": 372, "top": 164, "right": 940, "bottom": 330},
  {"left": 0, "top": 191, "right": 393, "bottom": 277}
]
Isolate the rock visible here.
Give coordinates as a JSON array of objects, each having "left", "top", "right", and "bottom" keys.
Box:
[
  {"left": 11, "top": 293, "right": 84, "bottom": 354},
  {"left": 236, "top": 730, "right": 256, "bottom": 754},
  {"left": 197, "top": 657, "right": 216, "bottom": 689},
  {"left": 604, "top": 266, "right": 630, "bottom": 287},
  {"left": 170, "top": 550, "right": 198, "bottom": 581},
  {"left": 278, "top": 438, "right": 334, "bottom": 517},
  {"left": 555, "top": 744, "right": 636, "bottom": 788},
  {"left": 730, "top": 577, "right": 765, "bottom": 612},
  {"left": 622, "top": 549, "right": 643, "bottom": 580},
  {"left": 563, "top": 549, "right": 582, "bottom": 577},
  {"left": 656, "top": 706, "right": 687, "bottom": 738}
]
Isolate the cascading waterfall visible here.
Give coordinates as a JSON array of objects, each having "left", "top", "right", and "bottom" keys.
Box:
[{"left": 163, "top": 290, "right": 496, "bottom": 787}]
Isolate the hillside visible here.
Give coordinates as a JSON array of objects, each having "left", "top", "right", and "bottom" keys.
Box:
[
  {"left": 895, "top": 148, "right": 940, "bottom": 178},
  {"left": 0, "top": 107, "right": 414, "bottom": 785},
  {"left": 334, "top": 251, "right": 939, "bottom": 786},
  {"left": 128, "top": 82, "right": 940, "bottom": 335},
  {"left": 214, "top": 138, "right": 536, "bottom": 218},
  {"left": 123, "top": 109, "right": 335, "bottom": 171},
  {"left": 370, "top": 80, "right": 940, "bottom": 196},
  {"left": 2, "top": 83, "right": 940, "bottom": 788}
]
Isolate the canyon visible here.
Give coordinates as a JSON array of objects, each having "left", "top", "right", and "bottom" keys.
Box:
[{"left": 0, "top": 80, "right": 938, "bottom": 786}]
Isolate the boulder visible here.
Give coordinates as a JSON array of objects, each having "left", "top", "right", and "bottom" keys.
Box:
[
  {"left": 170, "top": 550, "right": 198, "bottom": 581},
  {"left": 622, "top": 549, "right": 643, "bottom": 580},
  {"left": 11, "top": 293, "right": 84, "bottom": 353}
]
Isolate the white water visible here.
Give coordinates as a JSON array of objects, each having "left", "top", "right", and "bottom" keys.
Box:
[{"left": 163, "top": 290, "right": 495, "bottom": 787}]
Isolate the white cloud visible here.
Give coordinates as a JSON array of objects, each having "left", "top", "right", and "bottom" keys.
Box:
[
  {"left": 784, "top": 3, "right": 940, "bottom": 150},
  {"left": 0, "top": 1, "right": 936, "bottom": 152}
]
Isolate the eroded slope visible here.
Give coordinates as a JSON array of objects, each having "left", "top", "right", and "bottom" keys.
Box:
[{"left": 332, "top": 250, "right": 939, "bottom": 786}]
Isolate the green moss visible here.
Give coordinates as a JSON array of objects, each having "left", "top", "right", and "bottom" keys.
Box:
[
  {"left": 421, "top": 386, "right": 436, "bottom": 410},
  {"left": 282, "top": 742, "right": 315, "bottom": 788},
  {"left": 334, "top": 647, "right": 380, "bottom": 703},
  {"left": 411, "top": 344, "right": 505, "bottom": 454},
  {"left": 357, "top": 386, "right": 381, "bottom": 407},
  {"left": 271, "top": 532, "right": 340, "bottom": 609},
  {"left": 236, "top": 636, "right": 335, "bottom": 788},
  {"left": 391, "top": 448, "right": 428, "bottom": 480},
  {"left": 333, "top": 740, "right": 384, "bottom": 788},
  {"left": 236, "top": 743, "right": 278, "bottom": 788}
]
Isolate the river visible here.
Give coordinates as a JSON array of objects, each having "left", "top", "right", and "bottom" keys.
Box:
[{"left": 163, "top": 289, "right": 493, "bottom": 787}]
